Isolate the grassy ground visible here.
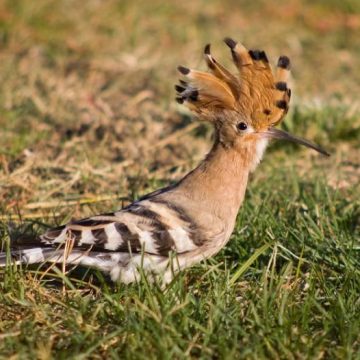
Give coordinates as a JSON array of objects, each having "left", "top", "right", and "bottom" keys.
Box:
[{"left": 0, "top": 0, "right": 359, "bottom": 358}]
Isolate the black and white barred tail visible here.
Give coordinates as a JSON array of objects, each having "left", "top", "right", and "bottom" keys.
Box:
[{"left": 0, "top": 247, "right": 174, "bottom": 283}]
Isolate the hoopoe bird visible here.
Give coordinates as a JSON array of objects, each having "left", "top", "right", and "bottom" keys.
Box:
[{"left": 0, "top": 38, "right": 329, "bottom": 284}]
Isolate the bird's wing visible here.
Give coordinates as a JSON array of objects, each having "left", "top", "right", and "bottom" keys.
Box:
[{"left": 40, "top": 197, "right": 203, "bottom": 256}]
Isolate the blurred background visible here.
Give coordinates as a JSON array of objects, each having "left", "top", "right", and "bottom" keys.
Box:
[
  {"left": 0, "top": 2, "right": 359, "bottom": 357},
  {"left": 0, "top": 0, "right": 359, "bottom": 219}
]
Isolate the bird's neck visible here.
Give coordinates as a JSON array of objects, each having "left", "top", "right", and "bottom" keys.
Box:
[{"left": 175, "top": 139, "right": 263, "bottom": 224}]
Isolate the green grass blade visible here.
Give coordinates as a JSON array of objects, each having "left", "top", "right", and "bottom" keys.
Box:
[{"left": 229, "top": 243, "right": 271, "bottom": 286}]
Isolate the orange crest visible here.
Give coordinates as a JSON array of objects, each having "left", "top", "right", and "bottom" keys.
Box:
[{"left": 176, "top": 38, "right": 291, "bottom": 130}]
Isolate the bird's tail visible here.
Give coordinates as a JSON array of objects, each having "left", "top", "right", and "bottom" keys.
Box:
[
  {"left": 0, "top": 225, "right": 124, "bottom": 274},
  {"left": 0, "top": 247, "right": 60, "bottom": 267},
  {"left": 0, "top": 225, "right": 172, "bottom": 283},
  {"left": 0, "top": 244, "right": 128, "bottom": 272},
  {"left": 0, "top": 246, "right": 171, "bottom": 284}
]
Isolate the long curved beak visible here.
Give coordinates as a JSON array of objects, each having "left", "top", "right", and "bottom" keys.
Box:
[{"left": 264, "top": 128, "right": 330, "bottom": 156}]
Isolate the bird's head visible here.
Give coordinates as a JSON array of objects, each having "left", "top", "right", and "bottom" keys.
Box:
[{"left": 176, "top": 38, "right": 329, "bottom": 158}]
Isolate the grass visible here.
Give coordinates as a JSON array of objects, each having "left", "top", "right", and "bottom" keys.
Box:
[{"left": 0, "top": 0, "right": 359, "bottom": 358}]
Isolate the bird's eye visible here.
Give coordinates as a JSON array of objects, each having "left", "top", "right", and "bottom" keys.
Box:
[{"left": 237, "top": 122, "right": 248, "bottom": 131}]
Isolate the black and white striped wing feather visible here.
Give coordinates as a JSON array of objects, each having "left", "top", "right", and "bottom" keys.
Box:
[{"left": 40, "top": 198, "right": 202, "bottom": 256}]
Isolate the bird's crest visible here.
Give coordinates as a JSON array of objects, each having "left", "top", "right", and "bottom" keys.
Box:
[{"left": 176, "top": 38, "right": 291, "bottom": 130}]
